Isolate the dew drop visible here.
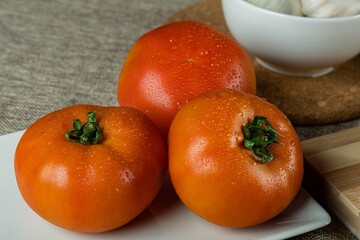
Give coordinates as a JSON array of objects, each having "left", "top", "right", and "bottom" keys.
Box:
[{"left": 200, "top": 50, "right": 208, "bottom": 56}]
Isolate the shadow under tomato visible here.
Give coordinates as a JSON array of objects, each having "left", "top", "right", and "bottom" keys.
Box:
[
  {"left": 126, "top": 174, "right": 181, "bottom": 227},
  {"left": 148, "top": 174, "right": 182, "bottom": 215}
]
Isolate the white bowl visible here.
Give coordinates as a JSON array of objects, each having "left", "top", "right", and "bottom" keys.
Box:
[{"left": 221, "top": 0, "right": 360, "bottom": 77}]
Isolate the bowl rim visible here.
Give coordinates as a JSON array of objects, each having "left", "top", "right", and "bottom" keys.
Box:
[{"left": 225, "top": 0, "right": 360, "bottom": 22}]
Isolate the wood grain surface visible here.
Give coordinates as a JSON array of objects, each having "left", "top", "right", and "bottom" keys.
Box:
[{"left": 302, "top": 126, "right": 360, "bottom": 238}]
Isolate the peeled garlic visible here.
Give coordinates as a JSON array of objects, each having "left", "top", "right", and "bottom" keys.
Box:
[
  {"left": 301, "top": 0, "right": 360, "bottom": 18},
  {"left": 246, "top": 0, "right": 302, "bottom": 16}
]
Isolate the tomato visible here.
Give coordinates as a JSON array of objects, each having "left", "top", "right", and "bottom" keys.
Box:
[
  {"left": 14, "top": 105, "right": 167, "bottom": 233},
  {"left": 168, "top": 89, "right": 303, "bottom": 227},
  {"left": 118, "top": 21, "right": 256, "bottom": 137}
]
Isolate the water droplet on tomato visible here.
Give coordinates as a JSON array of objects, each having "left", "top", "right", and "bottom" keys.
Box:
[{"left": 200, "top": 50, "right": 208, "bottom": 56}]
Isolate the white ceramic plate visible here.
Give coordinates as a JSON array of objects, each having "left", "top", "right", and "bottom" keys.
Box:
[{"left": 1, "top": 130, "right": 330, "bottom": 240}]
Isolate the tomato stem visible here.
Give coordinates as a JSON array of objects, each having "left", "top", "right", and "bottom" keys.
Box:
[
  {"left": 65, "top": 112, "right": 102, "bottom": 145},
  {"left": 243, "top": 116, "right": 282, "bottom": 163}
]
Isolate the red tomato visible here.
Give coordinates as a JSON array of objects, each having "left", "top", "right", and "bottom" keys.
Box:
[
  {"left": 118, "top": 21, "right": 256, "bottom": 137},
  {"left": 14, "top": 105, "right": 167, "bottom": 233},
  {"left": 168, "top": 89, "right": 303, "bottom": 227}
]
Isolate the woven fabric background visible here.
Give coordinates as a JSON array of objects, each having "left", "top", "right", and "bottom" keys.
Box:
[
  {"left": 0, "top": 0, "right": 359, "bottom": 239},
  {"left": 0, "top": 0, "right": 198, "bottom": 134}
]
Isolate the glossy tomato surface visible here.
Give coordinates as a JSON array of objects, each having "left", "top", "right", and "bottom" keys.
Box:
[
  {"left": 118, "top": 21, "right": 256, "bottom": 137},
  {"left": 14, "top": 105, "right": 167, "bottom": 233},
  {"left": 168, "top": 89, "right": 303, "bottom": 228}
]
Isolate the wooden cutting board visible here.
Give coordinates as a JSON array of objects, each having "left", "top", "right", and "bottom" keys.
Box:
[{"left": 302, "top": 126, "right": 360, "bottom": 238}]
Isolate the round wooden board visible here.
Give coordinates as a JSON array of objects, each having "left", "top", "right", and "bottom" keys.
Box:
[{"left": 166, "top": 0, "right": 360, "bottom": 125}]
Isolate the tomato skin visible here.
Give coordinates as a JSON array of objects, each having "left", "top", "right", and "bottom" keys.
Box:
[
  {"left": 14, "top": 105, "right": 167, "bottom": 233},
  {"left": 118, "top": 21, "right": 256, "bottom": 137},
  {"left": 168, "top": 89, "right": 303, "bottom": 227}
]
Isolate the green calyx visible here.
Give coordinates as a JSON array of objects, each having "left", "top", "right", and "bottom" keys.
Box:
[
  {"left": 65, "top": 112, "right": 102, "bottom": 145},
  {"left": 243, "top": 116, "right": 282, "bottom": 163}
]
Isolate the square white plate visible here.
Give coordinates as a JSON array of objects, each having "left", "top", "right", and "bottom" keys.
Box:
[{"left": 1, "top": 130, "right": 330, "bottom": 240}]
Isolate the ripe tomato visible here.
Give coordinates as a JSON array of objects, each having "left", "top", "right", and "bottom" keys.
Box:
[
  {"left": 118, "top": 21, "right": 256, "bottom": 137},
  {"left": 14, "top": 105, "right": 167, "bottom": 233},
  {"left": 168, "top": 89, "right": 303, "bottom": 227}
]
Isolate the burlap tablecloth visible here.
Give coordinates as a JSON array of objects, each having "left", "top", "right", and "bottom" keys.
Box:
[{"left": 1, "top": 0, "right": 359, "bottom": 239}]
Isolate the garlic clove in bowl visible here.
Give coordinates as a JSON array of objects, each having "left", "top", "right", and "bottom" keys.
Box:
[
  {"left": 246, "top": 0, "right": 302, "bottom": 16},
  {"left": 301, "top": 0, "right": 360, "bottom": 18}
]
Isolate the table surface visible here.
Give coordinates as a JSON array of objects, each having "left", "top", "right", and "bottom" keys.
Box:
[{"left": 1, "top": 0, "right": 359, "bottom": 239}]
